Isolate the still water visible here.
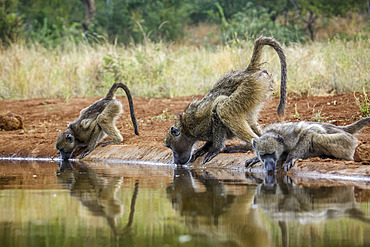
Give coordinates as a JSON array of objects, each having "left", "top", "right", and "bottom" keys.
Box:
[{"left": 0, "top": 160, "right": 369, "bottom": 247}]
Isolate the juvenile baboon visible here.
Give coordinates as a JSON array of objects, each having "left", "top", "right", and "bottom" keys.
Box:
[
  {"left": 246, "top": 117, "right": 370, "bottom": 172},
  {"left": 56, "top": 82, "right": 139, "bottom": 160},
  {"left": 165, "top": 36, "right": 287, "bottom": 165}
]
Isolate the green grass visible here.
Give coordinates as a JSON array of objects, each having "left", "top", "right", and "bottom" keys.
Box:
[
  {"left": 0, "top": 37, "right": 369, "bottom": 99},
  {"left": 354, "top": 90, "right": 370, "bottom": 117}
]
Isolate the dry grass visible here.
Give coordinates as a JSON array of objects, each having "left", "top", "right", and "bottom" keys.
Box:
[
  {"left": 315, "top": 12, "right": 369, "bottom": 40},
  {"left": 0, "top": 37, "right": 369, "bottom": 99}
]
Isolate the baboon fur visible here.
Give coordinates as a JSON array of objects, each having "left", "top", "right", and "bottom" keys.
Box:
[
  {"left": 246, "top": 117, "right": 370, "bottom": 172},
  {"left": 56, "top": 82, "right": 139, "bottom": 160},
  {"left": 165, "top": 36, "right": 287, "bottom": 165}
]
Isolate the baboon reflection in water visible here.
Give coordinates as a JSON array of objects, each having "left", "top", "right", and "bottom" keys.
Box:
[{"left": 57, "top": 161, "right": 139, "bottom": 236}]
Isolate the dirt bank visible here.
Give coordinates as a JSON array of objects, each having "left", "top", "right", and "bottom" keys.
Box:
[{"left": 0, "top": 93, "right": 369, "bottom": 179}]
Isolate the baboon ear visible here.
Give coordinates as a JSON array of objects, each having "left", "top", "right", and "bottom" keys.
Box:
[
  {"left": 170, "top": 126, "right": 180, "bottom": 137},
  {"left": 66, "top": 134, "right": 74, "bottom": 143},
  {"left": 252, "top": 138, "right": 257, "bottom": 148},
  {"left": 275, "top": 134, "right": 284, "bottom": 144}
]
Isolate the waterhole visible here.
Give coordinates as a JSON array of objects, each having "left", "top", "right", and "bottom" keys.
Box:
[{"left": 0, "top": 159, "right": 369, "bottom": 246}]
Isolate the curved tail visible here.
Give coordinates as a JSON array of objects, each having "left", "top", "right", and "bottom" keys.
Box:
[
  {"left": 244, "top": 36, "right": 287, "bottom": 119},
  {"left": 105, "top": 82, "right": 139, "bottom": 135},
  {"left": 341, "top": 117, "right": 370, "bottom": 134}
]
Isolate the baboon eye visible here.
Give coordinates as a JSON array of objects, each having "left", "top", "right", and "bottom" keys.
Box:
[
  {"left": 66, "top": 134, "right": 74, "bottom": 143},
  {"left": 170, "top": 126, "right": 180, "bottom": 137},
  {"left": 275, "top": 134, "right": 284, "bottom": 144}
]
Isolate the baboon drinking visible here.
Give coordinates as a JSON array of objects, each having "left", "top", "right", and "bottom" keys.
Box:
[
  {"left": 165, "top": 36, "right": 287, "bottom": 165},
  {"left": 56, "top": 82, "right": 139, "bottom": 160},
  {"left": 246, "top": 117, "right": 370, "bottom": 172}
]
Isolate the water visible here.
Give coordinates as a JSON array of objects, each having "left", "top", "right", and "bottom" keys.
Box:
[{"left": 0, "top": 160, "right": 369, "bottom": 247}]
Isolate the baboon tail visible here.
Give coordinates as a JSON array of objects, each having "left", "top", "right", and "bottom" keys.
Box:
[
  {"left": 244, "top": 36, "right": 287, "bottom": 119},
  {"left": 105, "top": 82, "right": 139, "bottom": 135},
  {"left": 341, "top": 117, "right": 370, "bottom": 134}
]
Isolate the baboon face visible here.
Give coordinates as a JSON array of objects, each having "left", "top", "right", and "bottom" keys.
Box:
[
  {"left": 55, "top": 132, "right": 76, "bottom": 160},
  {"left": 252, "top": 133, "right": 284, "bottom": 172},
  {"left": 165, "top": 121, "right": 197, "bottom": 165}
]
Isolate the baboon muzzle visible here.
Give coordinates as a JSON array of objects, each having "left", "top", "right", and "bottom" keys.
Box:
[
  {"left": 173, "top": 151, "right": 191, "bottom": 165},
  {"left": 263, "top": 158, "right": 276, "bottom": 173},
  {"left": 60, "top": 151, "right": 72, "bottom": 160}
]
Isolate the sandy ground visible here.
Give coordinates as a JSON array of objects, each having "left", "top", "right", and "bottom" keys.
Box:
[{"left": 0, "top": 93, "right": 369, "bottom": 180}]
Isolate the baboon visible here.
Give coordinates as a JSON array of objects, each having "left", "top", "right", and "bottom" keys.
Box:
[
  {"left": 56, "top": 82, "right": 139, "bottom": 160},
  {"left": 165, "top": 36, "right": 287, "bottom": 165},
  {"left": 246, "top": 117, "right": 370, "bottom": 172}
]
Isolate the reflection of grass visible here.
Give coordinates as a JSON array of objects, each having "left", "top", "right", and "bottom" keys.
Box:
[{"left": 0, "top": 38, "right": 369, "bottom": 99}]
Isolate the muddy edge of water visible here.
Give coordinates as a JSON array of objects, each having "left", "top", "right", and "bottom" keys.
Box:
[{"left": 3, "top": 142, "right": 369, "bottom": 188}]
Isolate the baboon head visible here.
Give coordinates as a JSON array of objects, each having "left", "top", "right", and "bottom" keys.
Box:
[
  {"left": 252, "top": 132, "right": 285, "bottom": 172},
  {"left": 55, "top": 131, "right": 76, "bottom": 160},
  {"left": 165, "top": 120, "right": 197, "bottom": 165}
]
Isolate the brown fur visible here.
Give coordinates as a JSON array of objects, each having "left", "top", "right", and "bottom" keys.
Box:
[
  {"left": 246, "top": 117, "right": 370, "bottom": 172},
  {"left": 165, "top": 36, "right": 287, "bottom": 164},
  {"left": 55, "top": 82, "right": 139, "bottom": 160}
]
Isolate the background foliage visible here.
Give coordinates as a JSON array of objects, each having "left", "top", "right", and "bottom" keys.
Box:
[
  {"left": 0, "top": 0, "right": 369, "bottom": 99},
  {"left": 1, "top": 0, "right": 368, "bottom": 46}
]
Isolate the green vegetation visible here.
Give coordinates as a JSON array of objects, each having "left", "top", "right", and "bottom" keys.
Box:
[
  {"left": 0, "top": 37, "right": 369, "bottom": 99},
  {"left": 0, "top": 0, "right": 369, "bottom": 99},
  {"left": 1, "top": 0, "right": 368, "bottom": 46},
  {"left": 311, "top": 108, "right": 327, "bottom": 122},
  {"left": 354, "top": 91, "right": 370, "bottom": 117}
]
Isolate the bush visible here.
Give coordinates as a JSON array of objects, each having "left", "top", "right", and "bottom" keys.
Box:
[
  {"left": 0, "top": 0, "right": 23, "bottom": 45},
  {"left": 218, "top": 2, "right": 307, "bottom": 44}
]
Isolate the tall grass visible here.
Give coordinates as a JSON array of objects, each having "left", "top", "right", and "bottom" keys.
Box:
[{"left": 0, "top": 37, "right": 369, "bottom": 99}]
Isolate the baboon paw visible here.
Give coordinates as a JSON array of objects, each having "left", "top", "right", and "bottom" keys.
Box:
[
  {"left": 245, "top": 159, "right": 253, "bottom": 168},
  {"left": 283, "top": 175, "right": 293, "bottom": 184},
  {"left": 79, "top": 152, "right": 88, "bottom": 159},
  {"left": 190, "top": 153, "right": 201, "bottom": 163},
  {"left": 102, "top": 141, "right": 121, "bottom": 147},
  {"left": 283, "top": 159, "right": 295, "bottom": 172},
  {"left": 190, "top": 150, "right": 205, "bottom": 162},
  {"left": 245, "top": 157, "right": 258, "bottom": 168},
  {"left": 203, "top": 151, "right": 219, "bottom": 164}
]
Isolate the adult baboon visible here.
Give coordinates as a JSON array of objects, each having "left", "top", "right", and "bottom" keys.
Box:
[{"left": 165, "top": 36, "right": 287, "bottom": 165}]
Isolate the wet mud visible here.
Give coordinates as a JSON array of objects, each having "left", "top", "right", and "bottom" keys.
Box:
[{"left": 0, "top": 93, "right": 369, "bottom": 184}]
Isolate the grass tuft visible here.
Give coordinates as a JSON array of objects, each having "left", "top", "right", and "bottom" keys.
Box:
[{"left": 0, "top": 37, "right": 369, "bottom": 99}]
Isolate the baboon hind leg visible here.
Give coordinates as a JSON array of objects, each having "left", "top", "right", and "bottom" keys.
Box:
[
  {"left": 217, "top": 114, "right": 258, "bottom": 147},
  {"left": 224, "top": 115, "right": 261, "bottom": 153},
  {"left": 312, "top": 132, "right": 357, "bottom": 160},
  {"left": 97, "top": 101, "right": 123, "bottom": 147},
  {"left": 216, "top": 95, "right": 260, "bottom": 147}
]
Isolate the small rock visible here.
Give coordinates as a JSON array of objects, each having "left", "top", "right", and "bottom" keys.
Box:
[
  {"left": 0, "top": 112, "right": 24, "bottom": 131},
  {"left": 354, "top": 143, "right": 370, "bottom": 162}
]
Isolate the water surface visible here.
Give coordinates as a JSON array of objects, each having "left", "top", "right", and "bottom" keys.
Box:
[{"left": 0, "top": 160, "right": 369, "bottom": 247}]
